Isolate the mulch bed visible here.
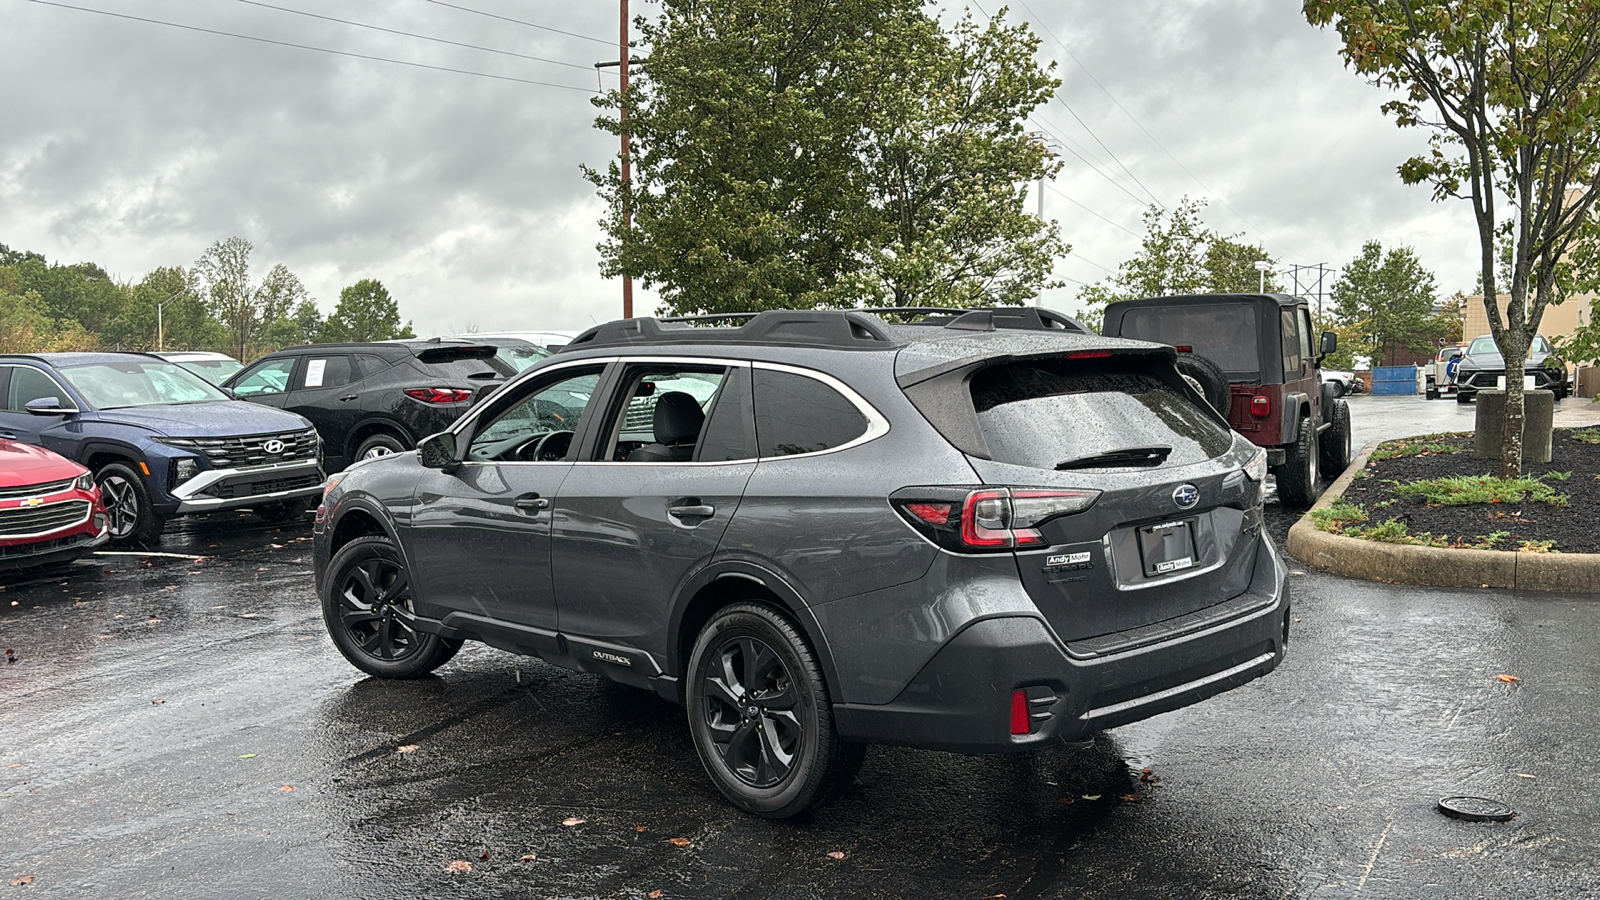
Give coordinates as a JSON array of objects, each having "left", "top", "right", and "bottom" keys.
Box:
[{"left": 1337, "top": 428, "right": 1600, "bottom": 553}]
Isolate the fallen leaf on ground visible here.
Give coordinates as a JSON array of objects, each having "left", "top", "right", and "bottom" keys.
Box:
[
  {"left": 826, "top": 850, "right": 847, "bottom": 860},
  {"left": 396, "top": 745, "right": 419, "bottom": 754},
  {"left": 1120, "top": 794, "right": 1142, "bottom": 802},
  {"left": 151, "top": 698, "right": 165, "bottom": 705},
  {"left": 982, "top": 895, "right": 1008, "bottom": 899},
  {"left": 238, "top": 754, "right": 257, "bottom": 759},
  {"left": 1055, "top": 796, "right": 1076, "bottom": 805},
  {"left": 278, "top": 785, "right": 296, "bottom": 792},
  {"left": 10, "top": 875, "right": 35, "bottom": 886},
  {"left": 561, "top": 816, "right": 585, "bottom": 827},
  {"left": 635, "top": 825, "right": 649, "bottom": 832},
  {"left": 1497, "top": 674, "right": 1521, "bottom": 683},
  {"left": 239, "top": 613, "right": 259, "bottom": 619},
  {"left": 478, "top": 849, "right": 490, "bottom": 861},
  {"left": 1138, "top": 768, "right": 1154, "bottom": 782},
  {"left": 1081, "top": 794, "right": 1101, "bottom": 801},
  {"left": 649, "top": 891, "right": 664, "bottom": 899},
  {"left": 518, "top": 853, "right": 537, "bottom": 862},
  {"left": 1516, "top": 773, "right": 1536, "bottom": 779},
  {"left": 667, "top": 837, "right": 691, "bottom": 848},
  {"left": 3, "top": 763, "right": 20, "bottom": 769},
  {"left": 445, "top": 860, "right": 471, "bottom": 874}
]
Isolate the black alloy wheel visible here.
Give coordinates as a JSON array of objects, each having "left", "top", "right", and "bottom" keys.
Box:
[
  {"left": 321, "top": 536, "right": 461, "bottom": 678},
  {"left": 687, "top": 603, "right": 862, "bottom": 818},
  {"left": 96, "top": 462, "right": 164, "bottom": 545}
]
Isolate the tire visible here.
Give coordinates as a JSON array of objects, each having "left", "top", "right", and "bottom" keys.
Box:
[
  {"left": 1330, "top": 380, "right": 1348, "bottom": 399},
  {"left": 1175, "top": 352, "right": 1230, "bottom": 414},
  {"left": 254, "top": 497, "right": 310, "bottom": 523},
  {"left": 354, "top": 432, "right": 409, "bottom": 462},
  {"left": 1319, "top": 398, "right": 1352, "bottom": 478},
  {"left": 1274, "top": 414, "right": 1321, "bottom": 507},
  {"left": 1456, "top": 391, "right": 1473, "bottom": 404},
  {"left": 686, "top": 602, "right": 858, "bottom": 819},
  {"left": 96, "top": 462, "right": 165, "bottom": 545},
  {"left": 321, "top": 536, "right": 462, "bottom": 678}
]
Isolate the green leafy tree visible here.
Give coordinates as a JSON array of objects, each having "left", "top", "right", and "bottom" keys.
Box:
[
  {"left": 1076, "top": 197, "right": 1278, "bottom": 328},
  {"left": 263, "top": 300, "right": 328, "bottom": 349},
  {"left": 1330, "top": 240, "right": 1439, "bottom": 366},
  {"left": 193, "top": 237, "right": 308, "bottom": 361},
  {"left": 102, "top": 267, "right": 226, "bottom": 352},
  {"left": 586, "top": 0, "right": 1065, "bottom": 313},
  {"left": 1305, "top": 0, "right": 1600, "bottom": 475},
  {"left": 320, "top": 279, "right": 413, "bottom": 342}
]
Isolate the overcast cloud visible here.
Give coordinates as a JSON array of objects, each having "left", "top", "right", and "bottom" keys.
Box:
[{"left": 1, "top": 1, "right": 1475, "bottom": 334}]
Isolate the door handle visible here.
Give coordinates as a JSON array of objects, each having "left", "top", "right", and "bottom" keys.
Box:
[
  {"left": 339, "top": 394, "right": 359, "bottom": 402},
  {"left": 0, "top": 433, "right": 15, "bottom": 440},
  {"left": 668, "top": 504, "right": 716, "bottom": 519},
  {"left": 514, "top": 494, "right": 550, "bottom": 512}
]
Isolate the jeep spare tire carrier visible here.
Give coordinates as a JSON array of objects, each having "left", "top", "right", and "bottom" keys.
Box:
[{"left": 1174, "top": 351, "right": 1230, "bottom": 415}]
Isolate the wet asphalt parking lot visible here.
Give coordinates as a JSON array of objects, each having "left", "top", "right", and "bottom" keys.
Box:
[{"left": 4, "top": 394, "right": 1600, "bottom": 899}]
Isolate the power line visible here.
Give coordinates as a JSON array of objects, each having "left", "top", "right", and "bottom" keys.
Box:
[
  {"left": 1064, "top": 252, "right": 1113, "bottom": 273},
  {"left": 1029, "top": 116, "right": 1153, "bottom": 211},
  {"left": 424, "top": 0, "right": 612, "bottom": 47},
  {"left": 1043, "top": 183, "right": 1141, "bottom": 238},
  {"left": 1015, "top": 0, "right": 1262, "bottom": 235},
  {"left": 27, "top": 0, "right": 599, "bottom": 92},
  {"left": 235, "top": 0, "right": 604, "bottom": 73},
  {"left": 970, "top": 0, "right": 1164, "bottom": 210}
]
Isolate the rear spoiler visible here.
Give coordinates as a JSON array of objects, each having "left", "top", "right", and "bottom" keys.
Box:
[{"left": 415, "top": 345, "right": 498, "bottom": 364}]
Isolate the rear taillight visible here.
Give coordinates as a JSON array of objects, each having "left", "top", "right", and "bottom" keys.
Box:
[
  {"left": 405, "top": 387, "right": 474, "bottom": 404},
  {"left": 893, "top": 487, "right": 1099, "bottom": 553},
  {"left": 1250, "top": 395, "right": 1272, "bottom": 418}
]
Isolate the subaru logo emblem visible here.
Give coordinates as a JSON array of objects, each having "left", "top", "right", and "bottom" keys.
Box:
[
  {"left": 262, "top": 439, "right": 285, "bottom": 455},
  {"left": 1172, "top": 484, "right": 1199, "bottom": 509}
]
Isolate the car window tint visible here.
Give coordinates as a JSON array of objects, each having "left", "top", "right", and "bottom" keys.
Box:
[
  {"left": 596, "top": 366, "right": 728, "bottom": 461},
  {"left": 1119, "top": 305, "right": 1261, "bottom": 376},
  {"left": 752, "top": 369, "right": 868, "bottom": 457},
  {"left": 1534, "top": 336, "right": 1552, "bottom": 354},
  {"left": 970, "top": 361, "right": 1233, "bottom": 471},
  {"left": 299, "top": 356, "right": 358, "bottom": 390},
  {"left": 354, "top": 355, "right": 392, "bottom": 379},
  {"left": 1281, "top": 309, "right": 1302, "bottom": 378},
  {"left": 7, "top": 367, "right": 67, "bottom": 411},
  {"left": 698, "top": 368, "right": 757, "bottom": 462},
  {"left": 232, "top": 358, "right": 296, "bottom": 397},
  {"left": 420, "top": 356, "right": 516, "bottom": 382},
  {"left": 1297, "top": 311, "right": 1315, "bottom": 362},
  {"left": 467, "top": 369, "right": 602, "bottom": 461}
]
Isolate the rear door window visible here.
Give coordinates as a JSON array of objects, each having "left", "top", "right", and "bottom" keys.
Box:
[
  {"left": 752, "top": 369, "right": 869, "bottom": 457},
  {"left": 970, "top": 360, "right": 1233, "bottom": 471},
  {"left": 296, "top": 355, "right": 359, "bottom": 390},
  {"left": 1281, "top": 309, "right": 1302, "bottom": 378}
]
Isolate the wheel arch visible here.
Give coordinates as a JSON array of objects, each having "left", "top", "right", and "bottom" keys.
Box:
[
  {"left": 326, "top": 496, "right": 403, "bottom": 561},
  {"left": 345, "top": 417, "right": 414, "bottom": 460},
  {"left": 82, "top": 441, "right": 146, "bottom": 473},
  {"left": 669, "top": 563, "right": 841, "bottom": 705}
]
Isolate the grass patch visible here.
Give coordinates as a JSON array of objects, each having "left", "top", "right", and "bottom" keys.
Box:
[
  {"left": 1309, "top": 500, "right": 1447, "bottom": 546},
  {"left": 1571, "top": 427, "right": 1600, "bottom": 444},
  {"left": 1370, "top": 438, "right": 1466, "bottom": 462},
  {"left": 1518, "top": 540, "right": 1559, "bottom": 553},
  {"left": 1389, "top": 474, "right": 1570, "bottom": 507}
]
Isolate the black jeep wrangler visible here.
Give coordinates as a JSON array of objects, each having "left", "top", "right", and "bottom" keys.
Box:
[{"left": 1101, "top": 293, "right": 1353, "bottom": 506}]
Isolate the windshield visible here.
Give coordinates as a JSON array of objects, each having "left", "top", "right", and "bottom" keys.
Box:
[
  {"left": 495, "top": 344, "right": 550, "bottom": 372},
  {"left": 60, "top": 360, "right": 231, "bottom": 409},
  {"left": 175, "top": 358, "right": 244, "bottom": 383},
  {"left": 1118, "top": 304, "right": 1261, "bottom": 377},
  {"left": 970, "top": 361, "right": 1233, "bottom": 471},
  {"left": 1468, "top": 337, "right": 1496, "bottom": 355}
]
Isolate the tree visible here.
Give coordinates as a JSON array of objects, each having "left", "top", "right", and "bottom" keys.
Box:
[
  {"left": 1075, "top": 197, "right": 1278, "bottom": 328},
  {"left": 193, "top": 237, "right": 309, "bottom": 361},
  {"left": 1329, "top": 240, "right": 1439, "bottom": 365},
  {"left": 263, "top": 300, "right": 327, "bottom": 349},
  {"left": 320, "top": 279, "right": 413, "bottom": 342},
  {"left": 586, "top": 0, "right": 1065, "bottom": 313},
  {"left": 101, "top": 267, "right": 224, "bottom": 352},
  {"left": 1305, "top": 0, "right": 1600, "bottom": 476}
]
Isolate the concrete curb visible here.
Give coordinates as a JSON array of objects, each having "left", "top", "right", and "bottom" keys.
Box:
[{"left": 1285, "top": 440, "right": 1600, "bottom": 593}]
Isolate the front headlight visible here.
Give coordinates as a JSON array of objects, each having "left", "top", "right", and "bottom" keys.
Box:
[{"left": 74, "top": 472, "right": 95, "bottom": 492}]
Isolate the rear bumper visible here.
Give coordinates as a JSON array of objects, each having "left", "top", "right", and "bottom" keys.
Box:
[{"left": 832, "top": 535, "right": 1289, "bottom": 754}]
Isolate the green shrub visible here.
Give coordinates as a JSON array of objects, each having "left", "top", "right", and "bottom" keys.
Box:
[{"left": 1390, "top": 474, "right": 1570, "bottom": 507}]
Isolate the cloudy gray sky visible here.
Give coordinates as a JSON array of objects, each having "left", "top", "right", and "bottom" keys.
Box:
[{"left": 2, "top": 0, "right": 1471, "bottom": 334}]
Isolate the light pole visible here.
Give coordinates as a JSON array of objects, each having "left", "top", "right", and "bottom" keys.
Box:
[
  {"left": 156, "top": 290, "right": 183, "bottom": 352},
  {"left": 1253, "top": 260, "right": 1274, "bottom": 293}
]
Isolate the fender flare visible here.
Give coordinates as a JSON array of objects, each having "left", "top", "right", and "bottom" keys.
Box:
[
  {"left": 667, "top": 559, "right": 842, "bottom": 701},
  {"left": 344, "top": 416, "right": 414, "bottom": 458},
  {"left": 1282, "top": 392, "right": 1311, "bottom": 443}
]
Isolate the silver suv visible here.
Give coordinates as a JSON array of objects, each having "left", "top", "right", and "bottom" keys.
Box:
[{"left": 312, "top": 309, "right": 1289, "bottom": 818}]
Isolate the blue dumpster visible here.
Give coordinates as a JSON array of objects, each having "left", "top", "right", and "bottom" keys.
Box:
[{"left": 1371, "top": 365, "right": 1416, "bottom": 395}]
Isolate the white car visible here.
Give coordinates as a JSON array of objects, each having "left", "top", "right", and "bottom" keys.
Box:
[
  {"left": 154, "top": 351, "right": 244, "bottom": 386},
  {"left": 1322, "top": 368, "right": 1358, "bottom": 397}
]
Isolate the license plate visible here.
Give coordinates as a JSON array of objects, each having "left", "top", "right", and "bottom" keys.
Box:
[{"left": 1137, "top": 519, "right": 1196, "bottom": 577}]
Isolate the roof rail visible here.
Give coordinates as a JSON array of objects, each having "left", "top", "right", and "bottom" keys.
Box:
[
  {"left": 560, "top": 309, "right": 895, "bottom": 352},
  {"left": 857, "top": 306, "right": 1090, "bottom": 334}
]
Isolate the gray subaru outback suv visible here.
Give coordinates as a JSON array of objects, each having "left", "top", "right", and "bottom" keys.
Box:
[{"left": 312, "top": 309, "right": 1289, "bottom": 818}]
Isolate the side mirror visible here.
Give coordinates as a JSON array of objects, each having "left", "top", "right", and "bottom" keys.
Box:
[
  {"left": 418, "top": 431, "right": 459, "bottom": 471},
  {"left": 220, "top": 387, "right": 239, "bottom": 400},
  {"left": 24, "top": 396, "right": 78, "bottom": 416},
  {"left": 1320, "top": 331, "right": 1338, "bottom": 356}
]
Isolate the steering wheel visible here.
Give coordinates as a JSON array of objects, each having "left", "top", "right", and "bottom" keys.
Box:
[{"left": 519, "top": 430, "right": 574, "bottom": 462}]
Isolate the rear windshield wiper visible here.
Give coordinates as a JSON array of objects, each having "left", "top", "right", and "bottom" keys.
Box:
[{"left": 1054, "top": 446, "right": 1172, "bottom": 470}]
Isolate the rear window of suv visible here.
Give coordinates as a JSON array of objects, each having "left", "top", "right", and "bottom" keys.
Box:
[
  {"left": 414, "top": 352, "right": 515, "bottom": 381},
  {"left": 970, "top": 360, "right": 1233, "bottom": 470}
]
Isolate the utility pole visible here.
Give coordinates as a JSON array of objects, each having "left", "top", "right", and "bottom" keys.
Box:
[
  {"left": 156, "top": 289, "right": 183, "bottom": 352},
  {"left": 619, "top": 0, "right": 632, "bottom": 319}
]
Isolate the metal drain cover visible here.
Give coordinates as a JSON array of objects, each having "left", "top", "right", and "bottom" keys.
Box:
[{"left": 1436, "top": 796, "right": 1517, "bottom": 822}]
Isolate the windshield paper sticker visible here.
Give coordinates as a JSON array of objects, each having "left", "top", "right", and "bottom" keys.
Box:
[{"left": 305, "top": 358, "right": 327, "bottom": 388}]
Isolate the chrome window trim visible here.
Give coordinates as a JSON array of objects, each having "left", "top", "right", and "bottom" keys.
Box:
[
  {"left": 0, "top": 363, "right": 76, "bottom": 413},
  {"left": 748, "top": 361, "right": 890, "bottom": 461}
]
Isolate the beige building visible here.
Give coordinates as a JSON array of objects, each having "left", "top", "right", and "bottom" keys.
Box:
[{"left": 1461, "top": 293, "right": 1595, "bottom": 347}]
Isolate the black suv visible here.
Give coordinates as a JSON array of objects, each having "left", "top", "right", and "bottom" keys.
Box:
[
  {"left": 225, "top": 341, "right": 514, "bottom": 472},
  {"left": 312, "top": 310, "right": 1289, "bottom": 818}
]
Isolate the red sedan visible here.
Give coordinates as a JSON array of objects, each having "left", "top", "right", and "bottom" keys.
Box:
[{"left": 0, "top": 439, "right": 108, "bottom": 572}]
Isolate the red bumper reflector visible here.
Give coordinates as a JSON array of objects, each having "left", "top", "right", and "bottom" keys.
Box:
[{"left": 1010, "top": 689, "right": 1030, "bottom": 735}]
